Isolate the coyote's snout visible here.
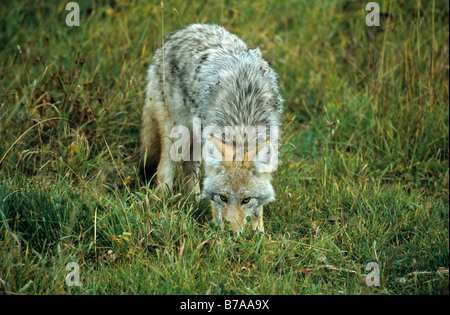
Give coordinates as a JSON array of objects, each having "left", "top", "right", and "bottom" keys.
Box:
[{"left": 139, "top": 24, "right": 283, "bottom": 233}]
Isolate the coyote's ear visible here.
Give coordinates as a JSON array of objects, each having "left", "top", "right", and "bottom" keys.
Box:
[
  {"left": 245, "top": 139, "right": 270, "bottom": 163},
  {"left": 247, "top": 140, "right": 278, "bottom": 173},
  {"left": 207, "top": 135, "right": 233, "bottom": 161},
  {"left": 203, "top": 136, "right": 226, "bottom": 175}
]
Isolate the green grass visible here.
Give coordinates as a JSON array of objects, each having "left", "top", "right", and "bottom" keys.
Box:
[{"left": 0, "top": 0, "right": 448, "bottom": 295}]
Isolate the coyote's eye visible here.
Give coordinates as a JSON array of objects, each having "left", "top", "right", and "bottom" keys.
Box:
[
  {"left": 241, "top": 197, "right": 251, "bottom": 204},
  {"left": 219, "top": 195, "right": 228, "bottom": 203}
]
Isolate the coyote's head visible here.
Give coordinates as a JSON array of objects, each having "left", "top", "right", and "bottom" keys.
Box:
[{"left": 201, "top": 135, "right": 277, "bottom": 233}]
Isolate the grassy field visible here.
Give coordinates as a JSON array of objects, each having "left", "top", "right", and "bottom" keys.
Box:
[{"left": 0, "top": 0, "right": 448, "bottom": 295}]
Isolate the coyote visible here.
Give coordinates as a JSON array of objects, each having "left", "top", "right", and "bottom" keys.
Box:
[{"left": 140, "top": 24, "right": 283, "bottom": 233}]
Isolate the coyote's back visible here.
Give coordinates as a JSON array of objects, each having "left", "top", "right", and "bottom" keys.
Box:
[{"left": 140, "top": 24, "right": 283, "bottom": 233}]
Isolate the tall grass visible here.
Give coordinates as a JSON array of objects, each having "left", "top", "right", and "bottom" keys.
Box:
[{"left": 0, "top": 0, "right": 448, "bottom": 294}]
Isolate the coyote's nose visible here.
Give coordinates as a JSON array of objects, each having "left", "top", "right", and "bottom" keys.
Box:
[{"left": 222, "top": 205, "right": 245, "bottom": 232}]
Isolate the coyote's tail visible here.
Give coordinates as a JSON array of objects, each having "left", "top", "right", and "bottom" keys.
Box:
[{"left": 139, "top": 112, "right": 161, "bottom": 184}]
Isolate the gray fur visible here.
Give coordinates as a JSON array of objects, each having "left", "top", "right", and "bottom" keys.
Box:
[{"left": 146, "top": 23, "right": 282, "bottom": 132}]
